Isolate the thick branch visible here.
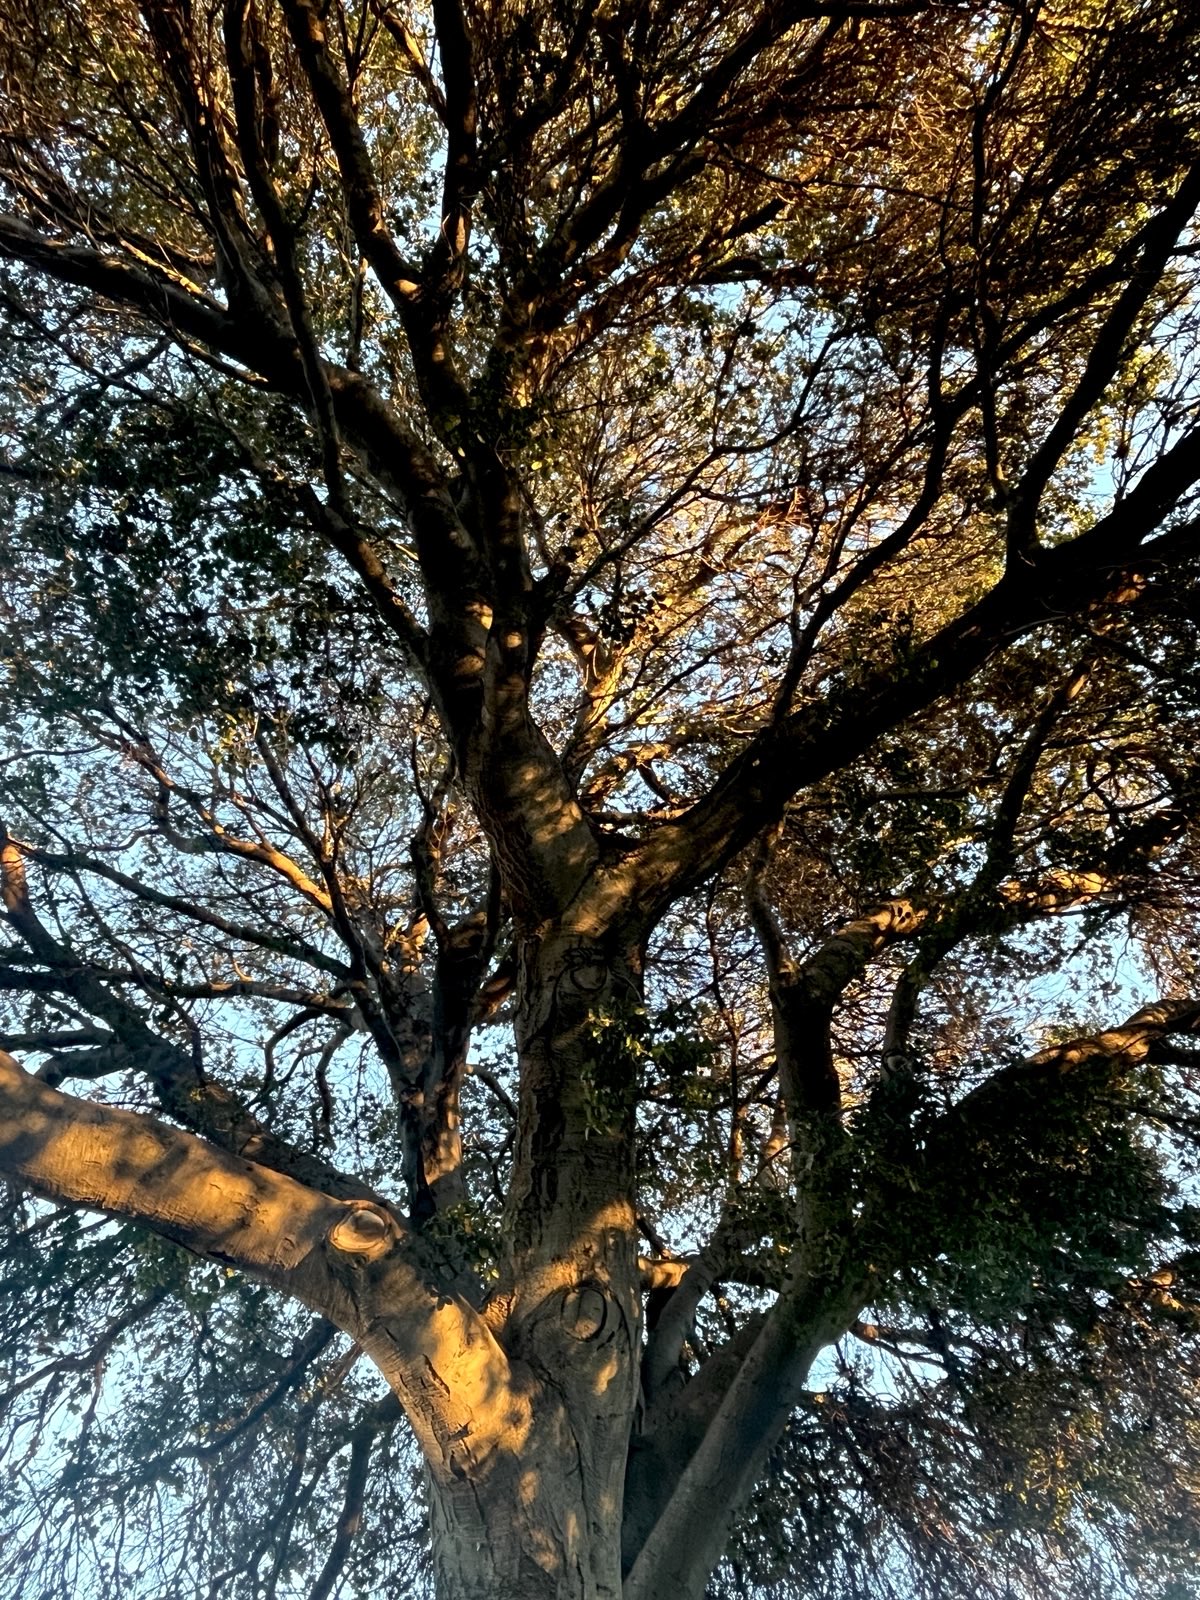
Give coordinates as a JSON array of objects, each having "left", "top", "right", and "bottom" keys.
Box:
[
  {"left": 943, "top": 998, "right": 1200, "bottom": 1148},
  {"left": 0, "top": 1051, "right": 521, "bottom": 1480},
  {"left": 0, "top": 1046, "right": 340, "bottom": 1286},
  {"left": 624, "top": 1272, "right": 864, "bottom": 1600},
  {"left": 0, "top": 215, "right": 474, "bottom": 594},
  {"left": 628, "top": 997, "right": 1200, "bottom": 1596},
  {"left": 627, "top": 429, "right": 1200, "bottom": 927},
  {"left": 279, "top": 0, "right": 471, "bottom": 432},
  {"left": 425, "top": 0, "right": 478, "bottom": 300},
  {"left": 756, "top": 895, "right": 925, "bottom": 1124},
  {"left": 279, "top": 0, "right": 422, "bottom": 312}
]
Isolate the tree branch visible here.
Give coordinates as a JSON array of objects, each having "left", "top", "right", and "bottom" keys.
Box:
[
  {"left": 1005, "top": 161, "right": 1200, "bottom": 564},
  {"left": 26, "top": 842, "right": 351, "bottom": 980},
  {"left": 626, "top": 996, "right": 1200, "bottom": 1597},
  {"left": 940, "top": 998, "right": 1200, "bottom": 1151},
  {"left": 624, "top": 1269, "right": 864, "bottom": 1600},
  {"left": 2, "top": 826, "right": 377, "bottom": 1201},
  {"left": 883, "top": 663, "right": 1092, "bottom": 1055},
  {"left": 0, "top": 1050, "right": 523, "bottom": 1483},
  {"left": 626, "top": 426, "right": 1200, "bottom": 927},
  {"left": 306, "top": 1416, "right": 375, "bottom": 1600},
  {"left": 0, "top": 1046, "right": 342, "bottom": 1286},
  {"left": 279, "top": 0, "right": 472, "bottom": 434}
]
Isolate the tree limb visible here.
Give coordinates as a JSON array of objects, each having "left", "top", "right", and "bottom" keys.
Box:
[
  {"left": 2, "top": 826, "right": 378, "bottom": 1201},
  {"left": 626, "top": 430, "right": 1200, "bottom": 927},
  {"left": 0, "top": 1049, "right": 523, "bottom": 1481}
]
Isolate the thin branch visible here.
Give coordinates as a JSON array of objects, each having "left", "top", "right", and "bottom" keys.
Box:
[
  {"left": 305, "top": 1418, "right": 375, "bottom": 1600},
  {"left": 1005, "top": 161, "right": 1200, "bottom": 564}
]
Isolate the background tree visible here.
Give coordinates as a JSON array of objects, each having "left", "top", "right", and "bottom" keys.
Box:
[{"left": 2, "top": 1, "right": 1200, "bottom": 1596}]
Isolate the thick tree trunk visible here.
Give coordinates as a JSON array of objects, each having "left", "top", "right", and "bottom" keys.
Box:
[
  {"left": 419, "top": 929, "right": 644, "bottom": 1598},
  {"left": 506, "top": 931, "right": 641, "bottom": 1263},
  {"left": 425, "top": 1398, "right": 626, "bottom": 1600}
]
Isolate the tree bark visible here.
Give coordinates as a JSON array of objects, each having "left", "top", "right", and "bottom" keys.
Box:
[
  {"left": 460, "top": 926, "right": 645, "bottom": 1598},
  {"left": 423, "top": 1365, "right": 626, "bottom": 1600}
]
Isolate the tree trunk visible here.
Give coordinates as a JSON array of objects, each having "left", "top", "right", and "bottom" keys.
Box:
[
  {"left": 420, "top": 927, "right": 645, "bottom": 1598},
  {"left": 426, "top": 1396, "right": 626, "bottom": 1600}
]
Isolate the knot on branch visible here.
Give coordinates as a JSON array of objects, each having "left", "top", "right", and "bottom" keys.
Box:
[
  {"left": 328, "top": 1203, "right": 395, "bottom": 1258},
  {"left": 561, "top": 1282, "right": 609, "bottom": 1341}
]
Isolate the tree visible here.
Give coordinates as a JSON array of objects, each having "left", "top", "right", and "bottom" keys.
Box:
[{"left": 1, "top": 0, "right": 1200, "bottom": 1595}]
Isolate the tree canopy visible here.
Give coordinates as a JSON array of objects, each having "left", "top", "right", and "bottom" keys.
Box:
[{"left": 1, "top": 1, "right": 1200, "bottom": 1597}]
